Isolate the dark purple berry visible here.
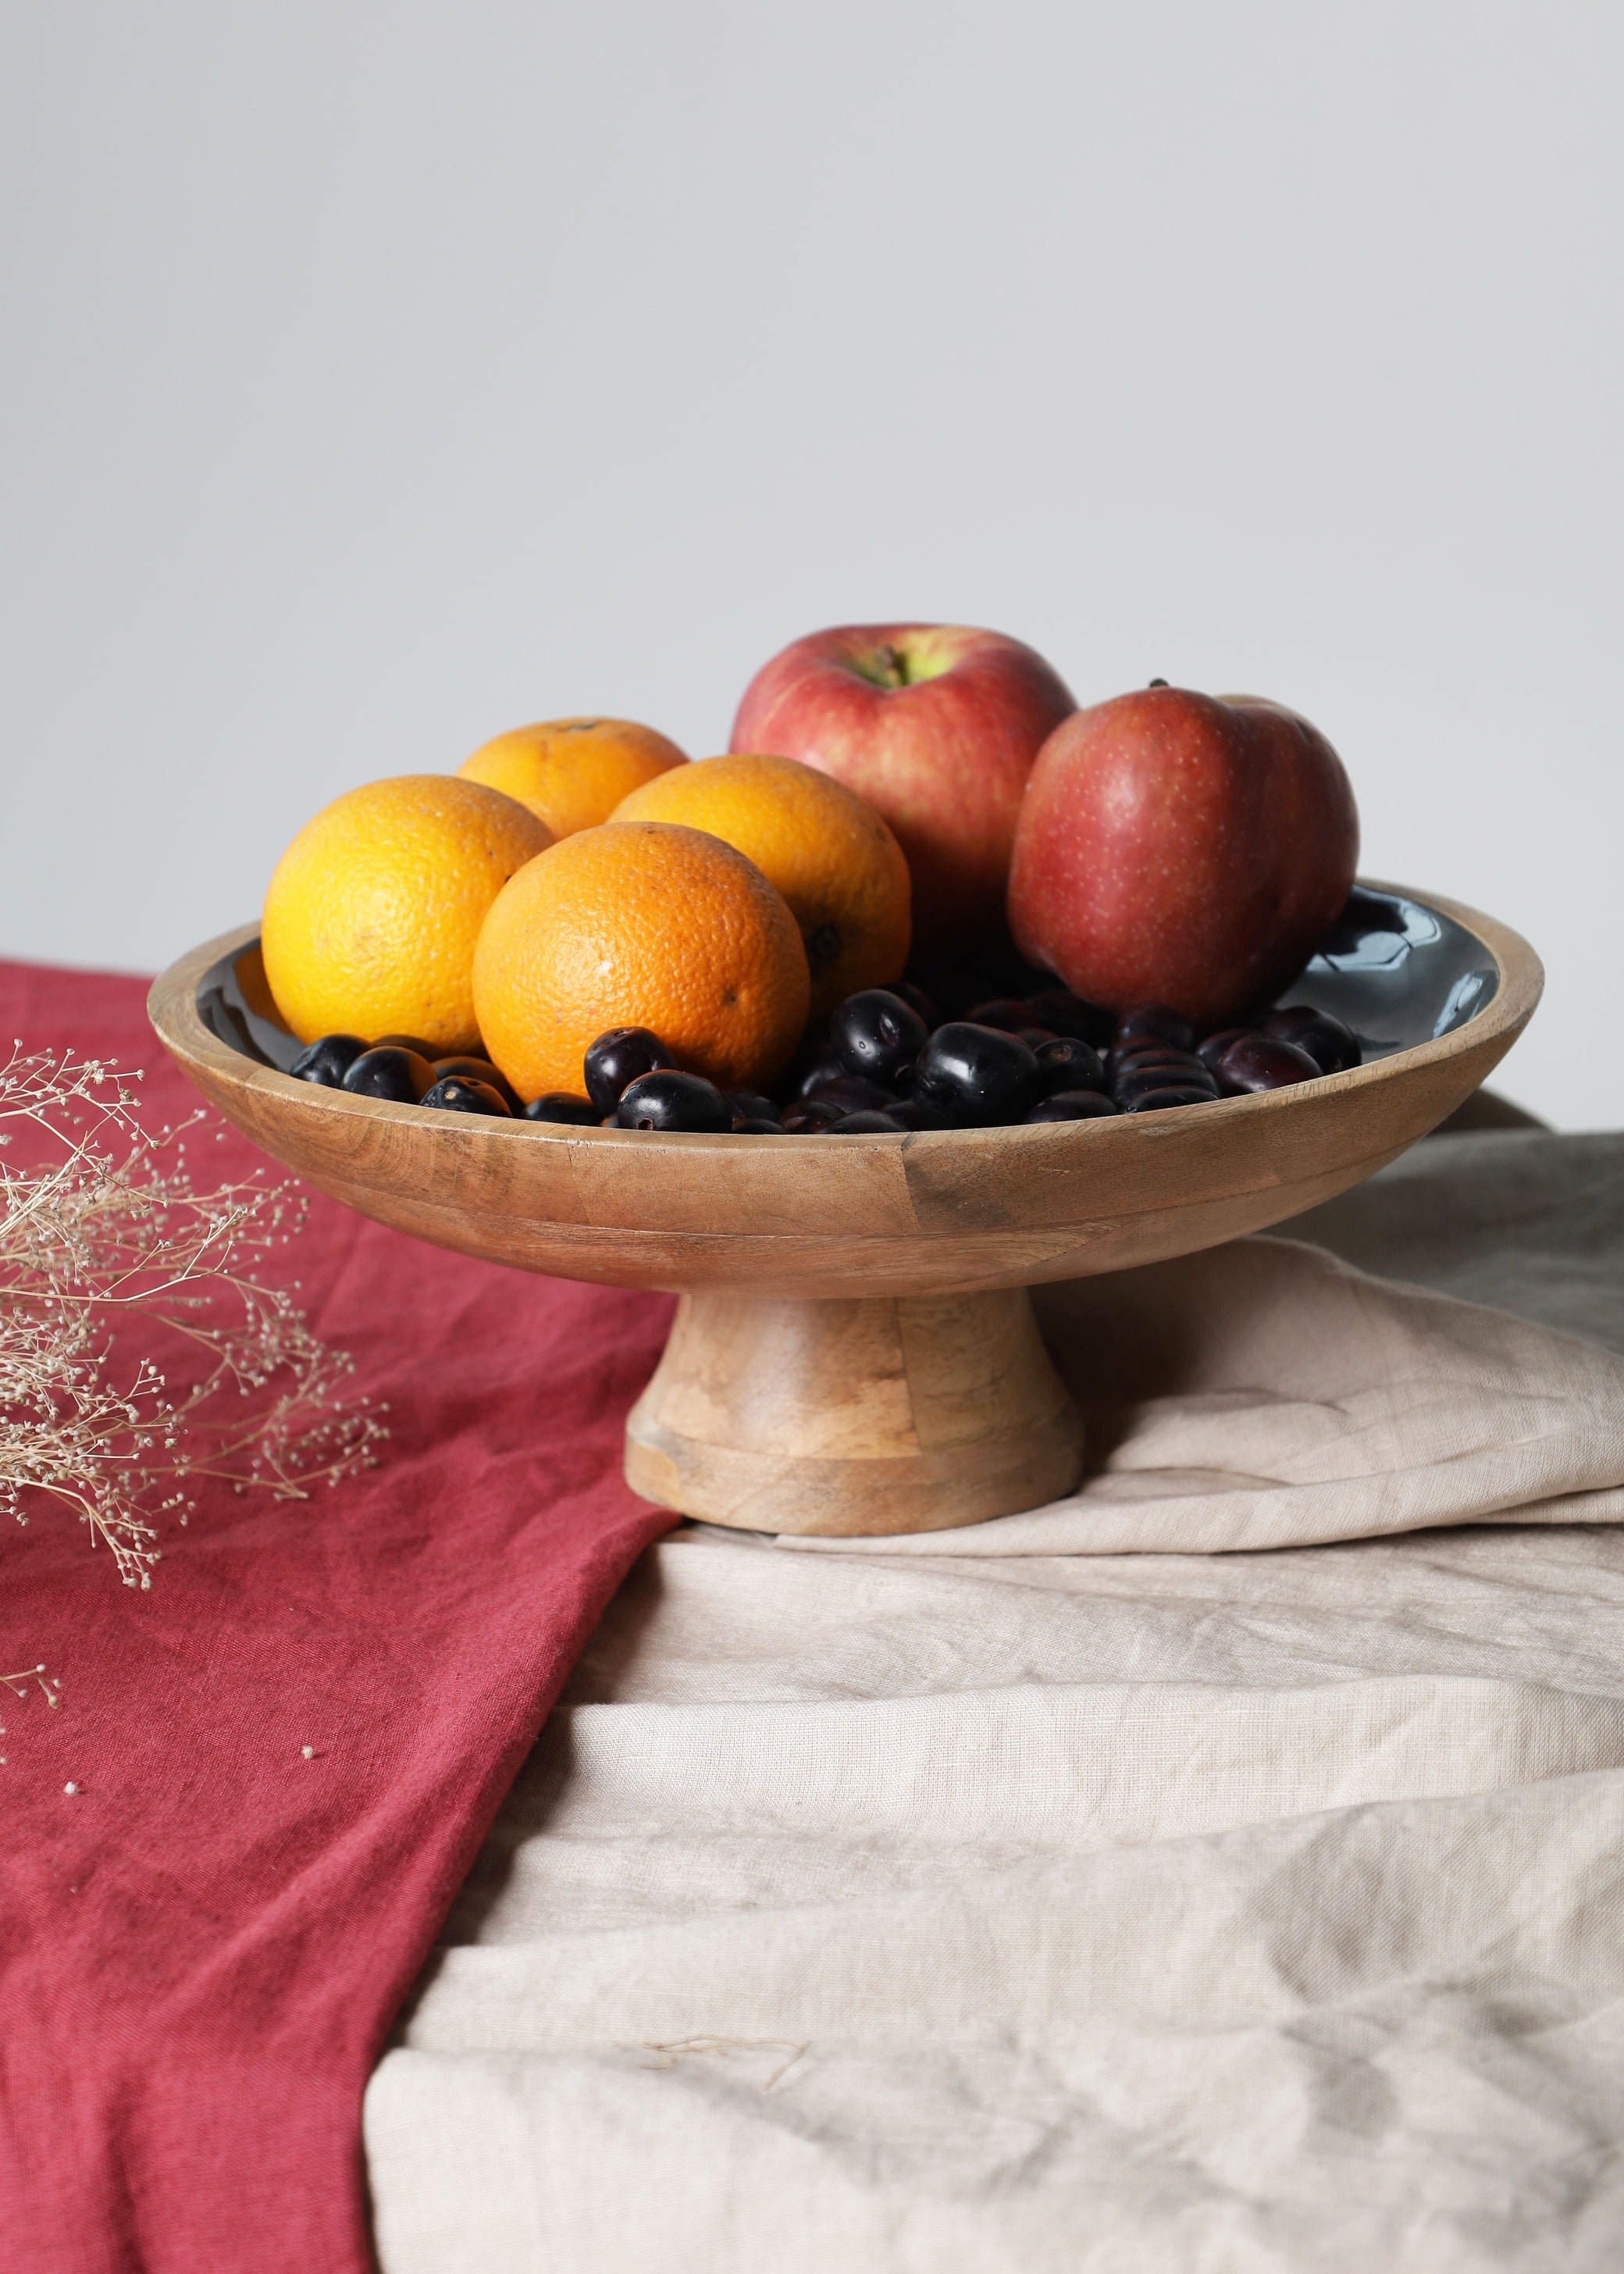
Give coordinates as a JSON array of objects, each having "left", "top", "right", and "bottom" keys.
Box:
[
  {"left": 1115, "top": 1004, "right": 1196, "bottom": 1053},
  {"left": 829, "top": 989, "right": 929, "bottom": 1085},
  {"left": 615, "top": 1069, "right": 732, "bottom": 1132},
  {"left": 585, "top": 1027, "right": 671, "bottom": 1112},
  {"left": 725, "top": 1090, "right": 778, "bottom": 1128},
  {"left": 523, "top": 1092, "right": 600, "bottom": 1125},
  {"left": 1115, "top": 1059, "right": 1216, "bottom": 1105},
  {"left": 1109, "top": 1042, "right": 1192, "bottom": 1080},
  {"left": 290, "top": 1033, "right": 366, "bottom": 1087},
  {"left": 794, "top": 1053, "right": 848, "bottom": 1100},
  {"left": 914, "top": 1022, "right": 1042, "bottom": 1127},
  {"left": 1263, "top": 1006, "right": 1361, "bottom": 1075},
  {"left": 1025, "top": 1090, "right": 1121, "bottom": 1121},
  {"left": 1213, "top": 1035, "right": 1323, "bottom": 1095},
  {"left": 1123, "top": 1084, "right": 1213, "bottom": 1112},
  {"left": 781, "top": 1098, "right": 844, "bottom": 1133},
  {"left": 884, "top": 1096, "right": 953, "bottom": 1130},
  {"left": 1034, "top": 1037, "right": 1107, "bottom": 1096},
  {"left": 824, "top": 1109, "right": 906, "bottom": 1134},
  {"left": 434, "top": 1055, "right": 521, "bottom": 1110},
  {"left": 1195, "top": 1027, "right": 1257, "bottom": 1075},
  {"left": 420, "top": 1075, "right": 511, "bottom": 1117},
  {"left": 731, "top": 1116, "right": 785, "bottom": 1135},
  {"left": 341, "top": 1046, "right": 436, "bottom": 1103},
  {"left": 807, "top": 1073, "right": 899, "bottom": 1116}
]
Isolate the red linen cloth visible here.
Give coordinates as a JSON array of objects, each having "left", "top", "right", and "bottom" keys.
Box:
[{"left": 0, "top": 959, "right": 676, "bottom": 2272}]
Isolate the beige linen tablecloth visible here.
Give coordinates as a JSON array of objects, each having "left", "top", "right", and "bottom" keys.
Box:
[{"left": 367, "top": 1132, "right": 1624, "bottom": 2273}]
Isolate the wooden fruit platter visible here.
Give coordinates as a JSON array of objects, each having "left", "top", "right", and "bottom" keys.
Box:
[{"left": 149, "top": 883, "right": 1540, "bottom": 1539}]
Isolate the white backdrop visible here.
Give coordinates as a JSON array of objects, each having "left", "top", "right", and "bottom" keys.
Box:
[{"left": 2, "top": 2, "right": 1618, "bottom": 1126}]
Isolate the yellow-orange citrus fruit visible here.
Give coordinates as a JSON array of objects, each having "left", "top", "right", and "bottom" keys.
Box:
[
  {"left": 472, "top": 822, "right": 810, "bottom": 1101},
  {"left": 610, "top": 752, "right": 910, "bottom": 1018},
  {"left": 262, "top": 775, "right": 553, "bottom": 1053},
  {"left": 458, "top": 716, "right": 687, "bottom": 838}
]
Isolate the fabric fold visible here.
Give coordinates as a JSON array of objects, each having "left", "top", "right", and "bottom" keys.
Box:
[
  {"left": 785, "top": 1235, "right": 1624, "bottom": 1556},
  {"left": 0, "top": 961, "right": 675, "bottom": 2274}
]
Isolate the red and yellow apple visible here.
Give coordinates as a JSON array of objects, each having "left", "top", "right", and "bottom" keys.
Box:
[
  {"left": 729, "top": 622, "right": 1075, "bottom": 950},
  {"left": 1008, "top": 686, "right": 1359, "bottom": 1027}
]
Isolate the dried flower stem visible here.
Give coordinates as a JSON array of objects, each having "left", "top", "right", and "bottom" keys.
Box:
[{"left": 0, "top": 1043, "right": 386, "bottom": 1593}]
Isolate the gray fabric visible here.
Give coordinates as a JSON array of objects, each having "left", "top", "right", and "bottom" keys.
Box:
[
  {"left": 1293, "top": 1131, "right": 1624, "bottom": 1354},
  {"left": 367, "top": 1133, "right": 1624, "bottom": 2274}
]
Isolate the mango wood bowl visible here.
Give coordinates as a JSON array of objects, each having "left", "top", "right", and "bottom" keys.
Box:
[{"left": 149, "top": 884, "right": 1540, "bottom": 1538}]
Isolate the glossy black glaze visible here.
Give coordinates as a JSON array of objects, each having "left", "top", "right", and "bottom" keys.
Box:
[
  {"left": 341, "top": 1046, "right": 436, "bottom": 1103},
  {"left": 585, "top": 1028, "right": 671, "bottom": 1113},
  {"left": 914, "top": 1022, "right": 1042, "bottom": 1126},
  {"left": 828, "top": 989, "right": 929, "bottom": 1085},
  {"left": 615, "top": 1070, "right": 731, "bottom": 1132}
]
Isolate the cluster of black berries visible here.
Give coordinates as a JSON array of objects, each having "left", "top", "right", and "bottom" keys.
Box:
[
  {"left": 288, "top": 986, "right": 1360, "bottom": 1135},
  {"left": 289, "top": 1032, "right": 522, "bottom": 1115},
  {"left": 525, "top": 983, "right": 1362, "bottom": 1134}
]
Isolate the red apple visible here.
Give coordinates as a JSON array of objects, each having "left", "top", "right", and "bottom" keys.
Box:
[
  {"left": 1007, "top": 686, "right": 1359, "bottom": 1028},
  {"left": 729, "top": 623, "right": 1075, "bottom": 951}
]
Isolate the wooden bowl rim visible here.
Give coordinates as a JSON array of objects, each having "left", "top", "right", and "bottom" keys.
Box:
[{"left": 147, "top": 880, "right": 1542, "bottom": 1164}]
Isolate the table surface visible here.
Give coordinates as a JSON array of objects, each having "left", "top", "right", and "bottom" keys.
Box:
[{"left": 366, "top": 1129, "right": 1624, "bottom": 2274}]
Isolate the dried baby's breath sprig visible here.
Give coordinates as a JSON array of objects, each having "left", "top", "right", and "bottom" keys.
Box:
[
  {"left": 0, "top": 1663, "right": 59, "bottom": 1765},
  {"left": 0, "top": 1043, "right": 386, "bottom": 1591}
]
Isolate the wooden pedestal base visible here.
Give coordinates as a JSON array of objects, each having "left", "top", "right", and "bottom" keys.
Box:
[{"left": 624, "top": 1285, "right": 1084, "bottom": 1536}]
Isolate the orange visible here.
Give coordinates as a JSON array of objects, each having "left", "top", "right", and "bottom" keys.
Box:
[
  {"left": 262, "top": 775, "right": 553, "bottom": 1053},
  {"left": 458, "top": 717, "right": 687, "bottom": 838},
  {"left": 610, "top": 752, "right": 910, "bottom": 1018},
  {"left": 472, "top": 822, "right": 810, "bottom": 1101}
]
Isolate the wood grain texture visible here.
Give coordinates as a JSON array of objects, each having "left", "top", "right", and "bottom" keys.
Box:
[
  {"left": 148, "top": 885, "right": 1541, "bottom": 1302},
  {"left": 148, "top": 884, "right": 1541, "bottom": 1533},
  {"left": 625, "top": 1286, "right": 1084, "bottom": 1534}
]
